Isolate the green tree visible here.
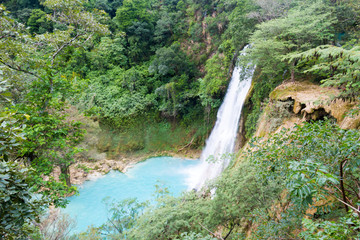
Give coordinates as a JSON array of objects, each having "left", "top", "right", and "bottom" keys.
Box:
[
  {"left": 78, "top": 65, "right": 156, "bottom": 121},
  {"left": 249, "top": 1, "right": 336, "bottom": 81},
  {"left": 300, "top": 214, "right": 360, "bottom": 239},
  {"left": 0, "top": 100, "right": 47, "bottom": 238},
  {"left": 221, "top": 0, "right": 257, "bottom": 51},
  {"left": 247, "top": 0, "right": 296, "bottom": 23},
  {"left": 198, "top": 53, "right": 229, "bottom": 114},
  {"left": 154, "top": 12, "right": 174, "bottom": 44},
  {"left": 3, "top": 0, "right": 41, "bottom": 21},
  {"left": 98, "top": 198, "right": 148, "bottom": 238},
  {"left": 149, "top": 42, "right": 197, "bottom": 118},
  {"left": 0, "top": 161, "right": 48, "bottom": 238},
  {"left": 126, "top": 21, "right": 154, "bottom": 64},
  {"left": 89, "top": 35, "right": 128, "bottom": 71},
  {"left": 247, "top": 120, "right": 360, "bottom": 233},
  {"left": 0, "top": 111, "right": 26, "bottom": 161},
  {"left": 332, "top": 0, "right": 360, "bottom": 42},
  {"left": 207, "top": 160, "right": 282, "bottom": 239},
  {"left": 27, "top": 9, "right": 53, "bottom": 34},
  {"left": 287, "top": 44, "right": 360, "bottom": 98},
  {"left": 149, "top": 43, "right": 194, "bottom": 77},
  {"left": 231, "top": 120, "right": 360, "bottom": 238},
  {"left": 127, "top": 191, "right": 210, "bottom": 239},
  {"left": 113, "top": 0, "right": 152, "bottom": 31},
  {"left": 0, "top": 1, "right": 109, "bottom": 204}
]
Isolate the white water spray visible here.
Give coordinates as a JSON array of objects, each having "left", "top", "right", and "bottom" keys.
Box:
[{"left": 188, "top": 48, "right": 254, "bottom": 190}]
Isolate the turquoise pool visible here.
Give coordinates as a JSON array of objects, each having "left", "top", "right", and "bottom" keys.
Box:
[{"left": 62, "top": 157, "right": 199, "bottom": 234}]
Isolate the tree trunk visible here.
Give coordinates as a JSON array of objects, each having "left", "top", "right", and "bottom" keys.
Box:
[
  {"left": 340, "top": 160, "right": 349, "bottom": 212},
  {"left": 60, "top": 165, "right": 71, "bottom": 187},
  {"left": 290, "top": 61, "right": 295, "bottom": 81}
]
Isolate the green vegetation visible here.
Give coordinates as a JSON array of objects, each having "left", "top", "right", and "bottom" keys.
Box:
[
  {"left": 81, "top": 120, "right": 360, "bottom": 239},
  {"left": 27, "top": 9, "right": 53, "bottom": 34},
  {"left": 249, "top": 1, "right": 336, "bottom": 81},
  {"left": 243, "top": 0, "right": 360, "bottom": 138},
  {"left": 1, "top": 0, "right": 360, "bottom": 238},
  {"left": 288, "top": 45, "right": 360, "bottom": 98},
  {"left": 0, "top": 161, "right": 47, "bottom": 238},
  {"left": 0, "top": 0, "right": 109, "bottom": 227},
  {"left": 0, "top": 111, "right": 48, "bottom": 238}
]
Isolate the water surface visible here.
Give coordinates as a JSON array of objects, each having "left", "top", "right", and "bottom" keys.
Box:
[{"left": 63, "top": 157, "right": 199, "bottom": 233}]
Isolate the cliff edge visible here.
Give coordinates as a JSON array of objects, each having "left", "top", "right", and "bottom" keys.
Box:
[{"left": 255, "top": 81, "right": 360, "bottom": 137}]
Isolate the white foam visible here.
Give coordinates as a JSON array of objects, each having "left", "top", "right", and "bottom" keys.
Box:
[{"left": 187, "top": 47, "right": 254, "bottom": 190}]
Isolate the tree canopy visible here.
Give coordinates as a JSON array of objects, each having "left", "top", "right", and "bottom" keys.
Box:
[{"left": 1, "top": 0, "right": 360, "bottom": 238}]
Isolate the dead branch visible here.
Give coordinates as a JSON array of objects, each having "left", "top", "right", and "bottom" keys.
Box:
[{"left": 177, "top": 137, "right": 195, "bottom": 152}]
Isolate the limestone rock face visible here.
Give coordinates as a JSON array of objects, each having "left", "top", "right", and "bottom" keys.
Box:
[{"left": 255, "top": 81, "right": 360, "bottom": 137}]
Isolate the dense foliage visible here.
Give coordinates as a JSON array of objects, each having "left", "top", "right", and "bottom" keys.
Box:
[
  {"left": 76, "top": 0, "right": 360, "bottom": 239},
  {"left": 1, "top": 0, "right": 360, "bottom": 238},
  {"left": 1, "top": 0, "right": 108, "bottom": 234},
  {"left": 81, "top": 120, "right": 360, "bottom": 239},
  {"left": 0, "top": 161, "right": 47, "bottom": 238}
]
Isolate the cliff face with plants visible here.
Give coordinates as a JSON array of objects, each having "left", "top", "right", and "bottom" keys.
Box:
[
  {"left": 1, "top": 0, "right": 360, "bottom": 238},
  {"left": 253, "top": 80, "right": 360, "bottom": 138},
  {"left": 75, "top": 0, "right": 360, "bottom": 238}
]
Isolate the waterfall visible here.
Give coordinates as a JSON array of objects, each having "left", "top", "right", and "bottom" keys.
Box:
[{"left": 188, "top": 48, "right": 254, "bottom": 190}]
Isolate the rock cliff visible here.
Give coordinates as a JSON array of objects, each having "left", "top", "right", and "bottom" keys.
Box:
[{"left": 255, "top": 81, "right": 360, "bottom": 137}]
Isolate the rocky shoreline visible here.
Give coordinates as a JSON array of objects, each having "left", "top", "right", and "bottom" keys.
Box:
[
  {"left": 48, "top": 150, "right": 201, "bottom": 186},
  {"left": 70, "top": 159, "right": 128, "bottom": 185}
]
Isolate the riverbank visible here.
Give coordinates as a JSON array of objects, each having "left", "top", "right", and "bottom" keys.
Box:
[
  {"left": 61, "top": 106, "right": 203, "bottom": 185},
  {"left": 48, "top": 149, "right": 202, "bottom": 186}
]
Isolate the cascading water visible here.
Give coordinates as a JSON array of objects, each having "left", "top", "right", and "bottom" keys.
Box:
[
  {"left": 62, "top": 48, "right": 253, "bottom": 234},
  {"left": 188, "top": 47, "right": 254, "bottom": 190}
]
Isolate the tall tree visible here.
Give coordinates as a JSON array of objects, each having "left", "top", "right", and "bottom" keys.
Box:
[
  {"left": 27, "top": 9, "right": 53, "bottom": 34},
  {"left": 287, "top": 44, "right": 360, "bottom": 98},
  {"left": 249, "top": 1, "right": 336, "bottom": 81},
  {"left": 0, "top": 1, "right": 109, "bottom": 205},
  {"left": 0, "top": 86, "right": 47, "bottom": 238},
  {"left": 113, "top": 0, "right": 153, "bottom": 31},
  {"left": 149, "top": 42, "right": 196, "bottom": 118}
]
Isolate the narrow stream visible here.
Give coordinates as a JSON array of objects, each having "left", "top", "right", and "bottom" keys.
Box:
[{"left": 62, "top": 157, "right": 199, "bottom": 234}]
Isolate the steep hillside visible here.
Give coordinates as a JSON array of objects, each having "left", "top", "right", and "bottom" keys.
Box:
[{"left": 1, "top": 0, "right": 360, "bottom": 238}]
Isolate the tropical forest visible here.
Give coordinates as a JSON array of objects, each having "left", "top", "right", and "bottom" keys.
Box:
[{"left": 0, "top": 0, "right": 360, "bottom": 239}]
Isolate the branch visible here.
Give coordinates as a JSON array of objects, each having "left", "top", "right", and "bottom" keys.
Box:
[
  {"left": 0, "top": 59, "right": 43, "bottom": 81},
  {"left": 245, "top": 185, "right": 263, "bottom": 205},
  {"left": 198, "top": 222, "right": 224, "bottom": 240},
  {"left": 83, "top": 33, "right": 93, "bottom": 45},
  {"left": 51, "top": 32, "right": 83, "bottom": 65},
  {"left": 108, "top": 218, "right": 123, "bottom": 235},
  {"left": 343, "top": 181, "right": 360, "bottom": 200},
  {"left": 335, "top": 197, "right": 360, "bottom": 213},
  {"left": 223, "top": 225, "right": 234, "bottom": 240},
  {"left": 177, "top": 137, "right": 194, "bottom": 152}
]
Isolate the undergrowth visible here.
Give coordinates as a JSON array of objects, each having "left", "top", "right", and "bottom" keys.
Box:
[{"left": 96, "top": 112, "right": 215, "bottom": 158}]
